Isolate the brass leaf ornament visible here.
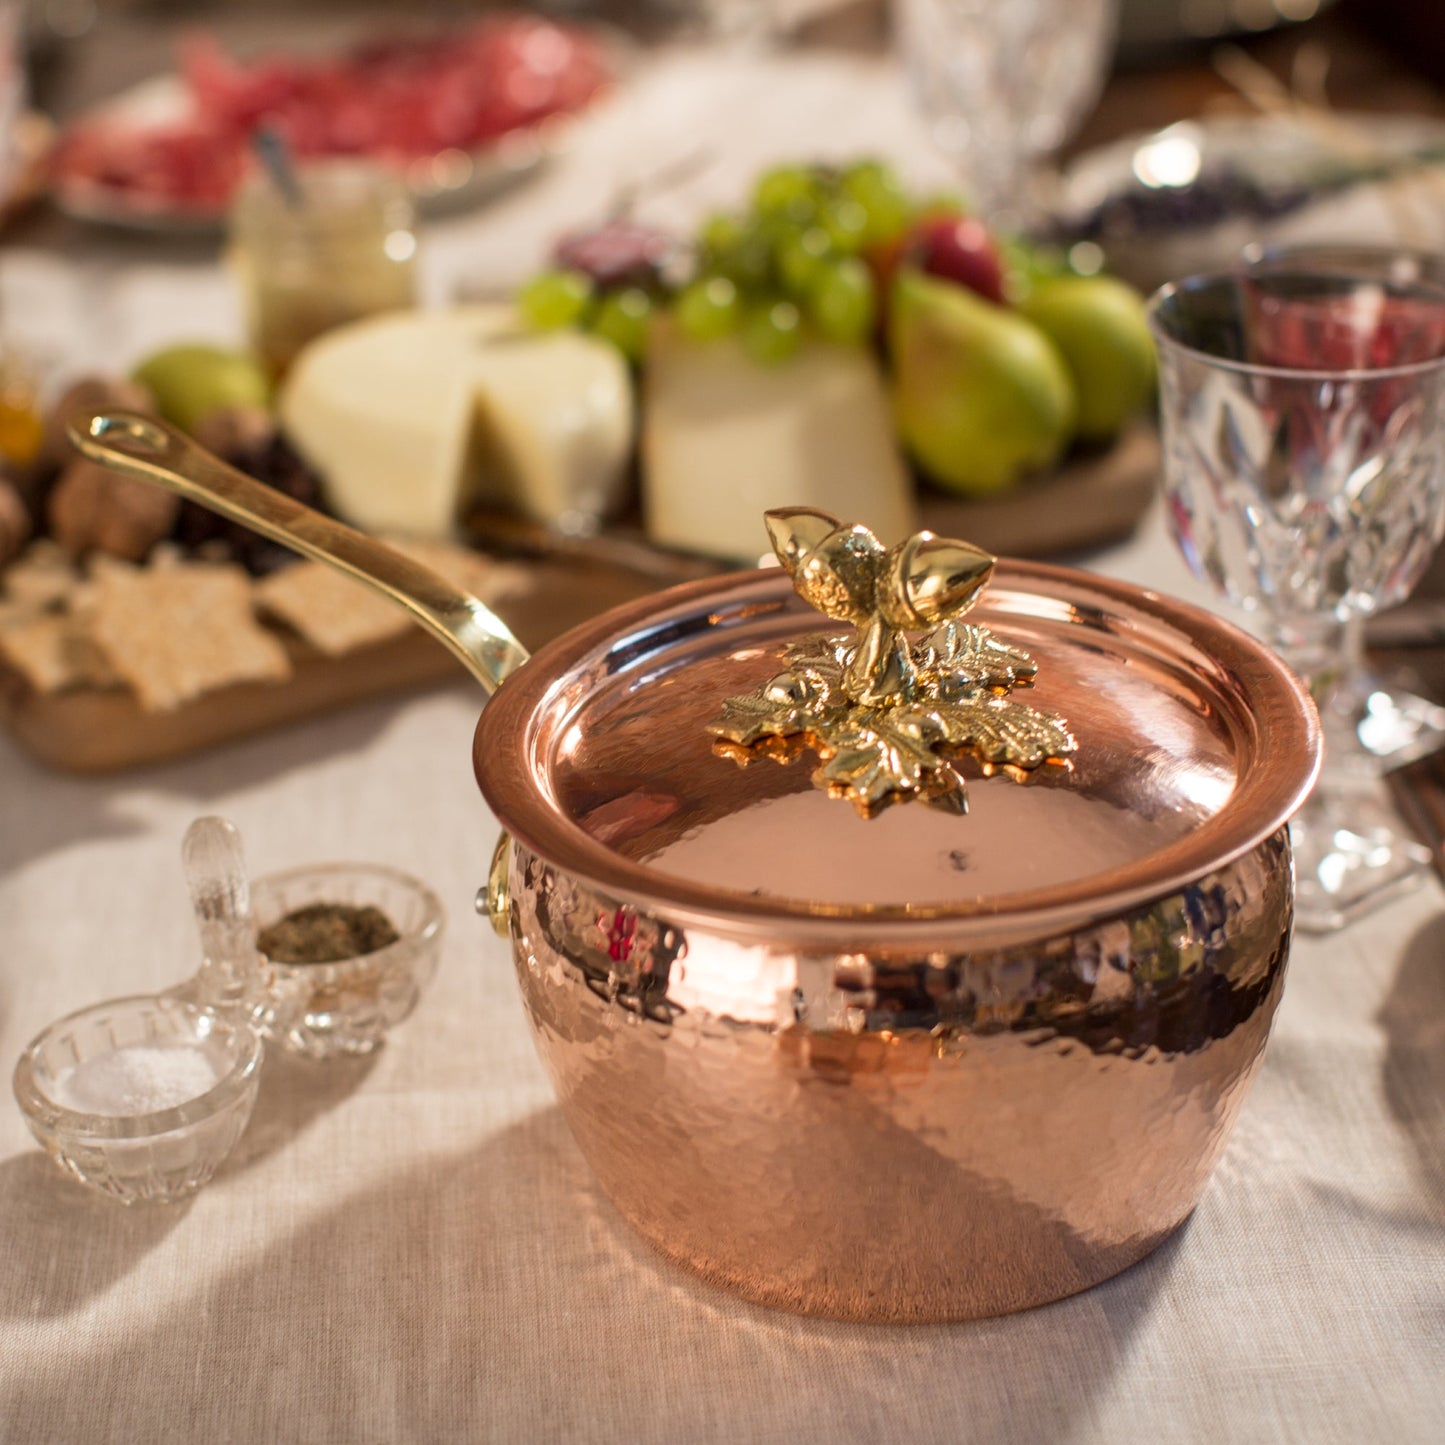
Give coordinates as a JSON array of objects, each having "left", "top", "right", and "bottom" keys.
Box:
[{"left": 708, "top": 508, "right": 1076, "bottom": 816}]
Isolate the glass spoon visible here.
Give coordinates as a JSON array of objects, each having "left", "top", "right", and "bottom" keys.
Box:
[{"left": 172, "top": 815, "right": 269, "bottom": 1023}]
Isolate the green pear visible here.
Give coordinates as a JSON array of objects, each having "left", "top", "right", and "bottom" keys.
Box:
[
  {"left": 132, "top": 344, "right": 270, "bottom": 435},
  {"left": 890, "top": 269, "right": 1076, "bottom": 496},
  {"left": 1018, "top": 275, "right": 1156, "bottom": 442}
]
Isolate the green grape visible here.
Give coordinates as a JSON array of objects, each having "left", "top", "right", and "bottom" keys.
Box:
[
  {"left": 840, "top": 159, "right": 901, "bottom": 194},
  {"left": 700, "top": 212, "right": 744, "bottom": 259},
  {"left": 752, "top": 165, "right": 821, "bottom": 226},
  {"left": 590, "top": 287, "right": 654, "bottom": 363},
  {"left": 808, "top": 257, "right": 875, "bottom": 346},
  {"left": 840, "top": 160, "right": 912, "bottom": 247},
  {"left": 517, "top": 269, "right": 593, "bottom": 330},
  {"left": 675, "top": 276, "right": 742, "bottom": 341},
  {"left": 999, "top": 238, "right": 1069, "bottom": 305},
  {"left": 914, "top": 190, "right": 970, "bottom": 219},
  {"left": 777, "top": 226, "right": 834, "bottom": 298},
  {"left": 742, "top": 299, "right": 803, "bottom": 365},
  {"left": 823, "top": 198, "right": 869, "bottom": 255},
  {"left": 708, "top": 218, "right": 774, "bottom": 290}
]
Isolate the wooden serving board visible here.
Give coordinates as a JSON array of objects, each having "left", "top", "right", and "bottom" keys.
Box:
[
  {"left": 0, "top": 552, "right": 675, "bottom": 774},
  {"left": 918, "top": 421, "right": 1159, "bottom": 559},
  {"left": 0, "top": 426, "right": 1159, "bottom": 774}
]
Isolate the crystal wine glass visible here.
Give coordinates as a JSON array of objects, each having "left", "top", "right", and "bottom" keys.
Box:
[
  {"left": 896, "top": 0, "right": 1118, "bottom": 227},
  {"left": 1149, "top": 266, "right": 1445, "bottom": 931},
  {"left": 1241, "top": 243, "right": 1445, "bottom": 770}
]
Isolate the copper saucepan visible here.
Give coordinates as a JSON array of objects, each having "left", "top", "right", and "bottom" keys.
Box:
[{"left": 74, "top": 412, "right": 1321, "bottom": 1324}]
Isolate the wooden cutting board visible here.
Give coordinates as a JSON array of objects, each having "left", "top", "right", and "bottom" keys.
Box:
[{"left": 0, "top": 426, "right": 1158, "bottom": 773}]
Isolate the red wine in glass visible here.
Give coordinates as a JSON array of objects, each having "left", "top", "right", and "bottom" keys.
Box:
[{"left": 1247, "top": 274, "right": 1445, "bottom": 372}]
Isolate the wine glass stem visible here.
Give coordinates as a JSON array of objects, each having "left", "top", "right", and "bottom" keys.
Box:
[
  {"left": 1264, "top": 615, "right": 1366, "bottom": 779},
  {"left": 1341, "top": 615, "right": 1372, "bottom": 709}
]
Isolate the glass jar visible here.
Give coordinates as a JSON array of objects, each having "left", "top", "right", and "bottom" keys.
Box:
[{"left": 229, "top": 160, "right": 420, "bottom": 380}]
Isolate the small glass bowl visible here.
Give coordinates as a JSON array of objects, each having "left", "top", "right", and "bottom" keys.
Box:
[
  {"left": 251, "top": 863, "right": 444, "bottom": 1060},
  {"left": 12, "top": 993, "right": 263, "bottom": 1204}
]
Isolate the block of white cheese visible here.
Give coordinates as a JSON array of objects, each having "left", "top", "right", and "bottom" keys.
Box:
[
  {"left": 642, "top": 322, "right": 917, "bottom": 564},
  {"left": 279, "top": 306, "right": 634, "bottom": 539}
]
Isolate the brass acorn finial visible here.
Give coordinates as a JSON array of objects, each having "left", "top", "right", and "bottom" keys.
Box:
[
  {"left": 881, "top": 530, "right": 995, "bottom": 631},
  {"left": 765, "top": 509, "right": 883, "bottom": 627},
  {"left": 765, "top": 508, "right": 995, "bottom": 633},
  {"left": 761, "top": 508, "right": 998, "bottom": 708},
  {"left": 707, "top": 508, "right": 1075, "bottom": 817}
]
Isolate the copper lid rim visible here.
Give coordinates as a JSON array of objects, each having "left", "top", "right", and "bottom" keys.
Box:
[{"left": 474, "top": 562, "right": 1322, "bottom": 944}]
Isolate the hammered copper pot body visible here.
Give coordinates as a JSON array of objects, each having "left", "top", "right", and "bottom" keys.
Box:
[
  {"left": 476, "top": 564, "right": 1319, "bottom": 1324},
  {"left": 503, "top": 833, "right": 1290, "bottom": 1323}
]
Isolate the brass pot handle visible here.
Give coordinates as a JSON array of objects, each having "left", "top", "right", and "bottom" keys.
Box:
[
  {"left": 484, "top": 833, "right": 512, "bottom": 939},
  {"left": 69, "top": 411, "right": 531, "bottom": 696}
]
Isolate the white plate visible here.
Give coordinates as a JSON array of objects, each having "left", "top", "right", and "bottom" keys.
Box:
[
  {"left": 50, "top": 74, "right": 594, "bottom": 236},
  {"left": 1052, "top": 112, "right": 1445, "bottom": 292}
]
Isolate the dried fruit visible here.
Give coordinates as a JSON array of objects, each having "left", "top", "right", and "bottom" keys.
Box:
[
  {"left": 175, "top": 432, "right": 324, "bottom": 575},
  {"left": 189, "top": 403, "right": 277, "bottom": 460}
]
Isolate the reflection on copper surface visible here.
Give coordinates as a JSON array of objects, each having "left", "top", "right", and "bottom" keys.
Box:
[
  {"left": 504, "top": 830, "right": 1292, "bottom": 1323},
  {"left": 545, "top": 619, "right": 1239, "bottom": 907}
]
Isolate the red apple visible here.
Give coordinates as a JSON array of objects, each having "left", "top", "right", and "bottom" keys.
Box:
[{"left": 905, "top": 213, "right": 1006, "bottom": 305}]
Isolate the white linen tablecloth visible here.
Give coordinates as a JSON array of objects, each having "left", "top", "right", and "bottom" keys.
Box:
[{"left": 2, "top": 44, "right": 1443, "bottom": 1445}]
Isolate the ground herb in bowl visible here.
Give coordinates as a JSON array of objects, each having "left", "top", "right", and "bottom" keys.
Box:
[{"left": 256, "top": 902, "right": 399, "bottom": 964}]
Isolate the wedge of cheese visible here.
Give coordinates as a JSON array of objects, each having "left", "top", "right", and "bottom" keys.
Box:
[
  {"left": 279, "top": 306, "right": 634, "bottom": 539},
  {"left": 642, "top": 321, "right": 917, "bottom": 564}
]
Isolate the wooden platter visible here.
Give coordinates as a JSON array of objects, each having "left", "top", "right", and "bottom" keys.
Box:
[
  {"left": 0, "top": 426, "right": 1158, "bottom": 774},
  {"left": 0, "top": 550, "right": 676, "bottom": 774},
  {"left": 919, "top": 421, "right": 1158, "bottom": 559}
]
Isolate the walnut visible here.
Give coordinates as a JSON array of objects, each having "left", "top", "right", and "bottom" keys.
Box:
[
  {"left": 38, "top": 376, "right": 157, "bottom": 476},
  {"left": 0, "top": 476, "right": 31, "bottom": 567},
  {"left": 46, "top": 459, "right": 180, "bottom": 563}
]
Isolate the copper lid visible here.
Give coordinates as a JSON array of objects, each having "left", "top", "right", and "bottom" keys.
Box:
[{"left": 474, "top": 560, "right": 1319, "bottom": 943}]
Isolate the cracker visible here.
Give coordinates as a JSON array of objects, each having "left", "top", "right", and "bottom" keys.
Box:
[
  {"left": 394, "top": 540, "right": 532, "bottom": 611},
  {"left": 2, "top": 539, "right": 78, "bottom": 611},
  {"left": 83, "top": 561, "right": 292, "bottom": 712},
  {"left": 255, "top": 562, "right": 412, "bottom": 656},
  {"left": 0, "top": 612, "right": 119, "bottom": 693},
  {"left": 0, "top": 600, "right": 42, "bottom": 630},
  {"left": 255, "top": 541, "right": 532, "bottom": 657}
]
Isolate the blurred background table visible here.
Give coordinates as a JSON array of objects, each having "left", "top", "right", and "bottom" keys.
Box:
[{"left": 1, "top": 4, "right": 1443, "bottom": 1443}]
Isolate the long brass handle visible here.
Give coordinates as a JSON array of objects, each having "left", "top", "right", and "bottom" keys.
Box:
[{"left": 69, "top": 411, "right": 530, "bottom": 695}]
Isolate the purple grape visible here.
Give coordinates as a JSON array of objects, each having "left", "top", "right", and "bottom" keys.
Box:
[{"left": 553, "top": 223, "right": 677, "bottom": 291}]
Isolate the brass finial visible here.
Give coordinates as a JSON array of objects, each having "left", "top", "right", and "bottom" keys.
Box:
[{"left": 708, "top": 508, "right": 1076, "bottom": 816}]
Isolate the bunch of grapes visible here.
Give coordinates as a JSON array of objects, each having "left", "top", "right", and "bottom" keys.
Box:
[
  {"left": 518, "top": 160, "right": 927, "bottom": 365},
  {"left": 516, "top": 221, "right": 675, "bottom": 364},
  {"left": 678, "top": 160, "right": 916, "bottom": 361}
]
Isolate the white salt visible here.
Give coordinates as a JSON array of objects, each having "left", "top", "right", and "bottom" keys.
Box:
[{"left": 49, "top": 1044, "right": 221, "bottom": 1117}]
